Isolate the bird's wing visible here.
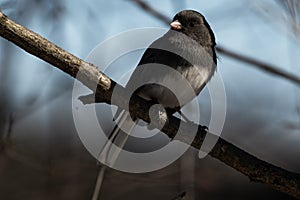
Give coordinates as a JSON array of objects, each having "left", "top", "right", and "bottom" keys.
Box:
[{"left": 113, "top": 35, "right": 170, "bottom": 120}]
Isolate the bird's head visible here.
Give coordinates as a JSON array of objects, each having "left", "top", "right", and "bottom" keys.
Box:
[{"left": 170, "top": 10, "right": 216, "bottom": 47}]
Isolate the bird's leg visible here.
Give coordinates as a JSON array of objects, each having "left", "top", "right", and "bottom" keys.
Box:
[{"left": 146, "top": 99, "right": 170, "bottom": 130}]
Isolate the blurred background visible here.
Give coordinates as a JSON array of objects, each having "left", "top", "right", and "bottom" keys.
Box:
[{"left": 0, "top": 0, "right": 299, "bottom": 199}]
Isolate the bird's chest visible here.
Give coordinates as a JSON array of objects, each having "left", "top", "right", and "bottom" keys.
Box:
[{"left": 137, "top": 64, "right": 212, "bottom": 108}]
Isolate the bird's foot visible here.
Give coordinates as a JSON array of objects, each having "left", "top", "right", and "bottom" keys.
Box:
[
  {"left": 147, "top": 104, "right": 168, "bottom": 131},
  {"left": 200, "top": 125, "right": 208, "bottom": 132}
]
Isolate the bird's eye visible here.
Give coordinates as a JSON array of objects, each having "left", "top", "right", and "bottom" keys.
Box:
[{"left": 189, "top": 22, "right": 195, "bottom": 27}]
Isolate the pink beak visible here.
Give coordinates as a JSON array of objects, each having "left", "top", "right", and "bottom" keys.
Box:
[{"left": 170, "top": 20, "right": 182, "bottom": 30}]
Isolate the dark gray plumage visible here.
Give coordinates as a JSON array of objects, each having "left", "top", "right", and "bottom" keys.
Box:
[
  {"left": 125, "top": 10, "right": 216, "bottom": 112},
  {"left": 94, "top": 11, "right": 217, "bottom": 199}
]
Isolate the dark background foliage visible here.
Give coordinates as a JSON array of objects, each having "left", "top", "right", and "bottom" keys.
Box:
[{"left": 0, "top": 0, "right": 299, "bottom": 199}]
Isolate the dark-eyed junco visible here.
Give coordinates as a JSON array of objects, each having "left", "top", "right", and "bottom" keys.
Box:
[
  {"left": 106, "top": 9, "right": 217, "bottom": 154},
  {"left": 93, "top": 10, "right": 217, "bottom": 199},
  {"left": 126, "top": 10, "right": 217, "bottom": 113}
]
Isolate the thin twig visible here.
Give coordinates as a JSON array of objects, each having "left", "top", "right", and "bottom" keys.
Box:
[
  {"left": 5, "top": 113, "right": 14, "bottom": 143},
  {"left": 131, "top": 0, "right": 171, "bottom": 24},
  {"left": 216, "top": 46, "right": 300, "bottom": 86},
  {"left": 171, "top": 191, "right": 186, "bottom": 200},
  {"left": 0, "top": 11, "right": 299, "bottom": 198},
  {"left": 91, "top": 165, "right": 107, "bottom": 200}
]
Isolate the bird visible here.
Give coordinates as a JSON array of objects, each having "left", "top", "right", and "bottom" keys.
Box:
[
  {"left": 127, "top": 10, "right": 216, "bottom": 112},
  {"left": 91, "top": 10, "right": 216, "bottom": 200}
]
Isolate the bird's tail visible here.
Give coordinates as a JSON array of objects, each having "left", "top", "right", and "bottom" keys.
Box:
[
  {"left": 98, "top": 111, "right": 137, "bottom": 165},
  {"left": 91, "top": 111, "right": 137, "bottom": 200}
]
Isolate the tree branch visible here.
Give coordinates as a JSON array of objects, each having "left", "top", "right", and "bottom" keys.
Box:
[
  {"left": 131, "top": 0, "right": 300, "bottom": 87},
  {"left": 0, "top": 11, "right": 299, "bottom": 198},
  {"left": 216, "top": 46, "right": 300, "bottom": 87},
  {"left": 131, "top": 0, "right": 171, "bottom": 25}
]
